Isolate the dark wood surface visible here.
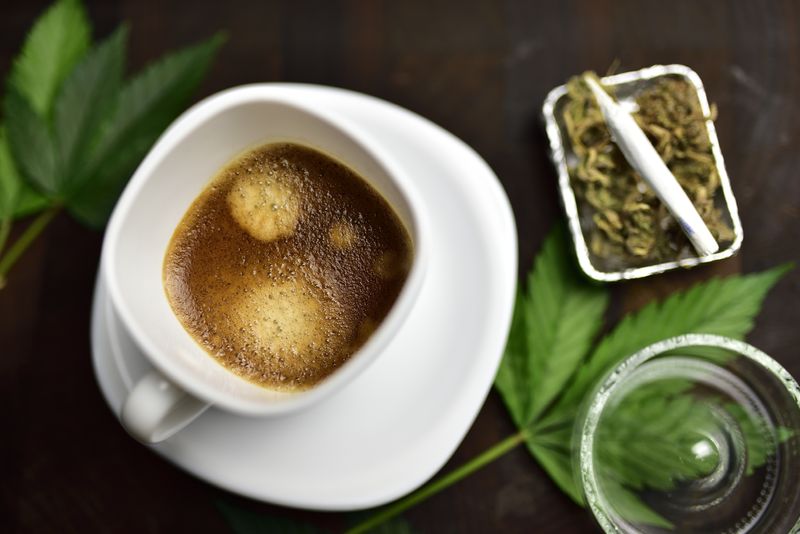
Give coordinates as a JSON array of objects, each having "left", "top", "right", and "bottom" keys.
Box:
[{"left": 3, "top": 1, "right": 799, "bottom": 532}]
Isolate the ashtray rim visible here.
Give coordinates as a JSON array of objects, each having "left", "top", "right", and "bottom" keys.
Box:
[{"left": 542, "top": 64, "right": 744, "bottom": 282}]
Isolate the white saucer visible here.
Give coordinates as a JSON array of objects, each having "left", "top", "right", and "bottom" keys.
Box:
[{"left": 91, "top": 84, "right": 517, "bottom": 511}]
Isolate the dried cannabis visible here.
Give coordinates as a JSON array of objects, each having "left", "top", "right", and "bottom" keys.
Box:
[{"left": 563, "top": 73, "right": 734, "bottom": 270}]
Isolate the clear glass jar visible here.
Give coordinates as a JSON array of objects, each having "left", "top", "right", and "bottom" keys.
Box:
[{"left": 577, "top": 334, "right": 800, "bottom": 533}]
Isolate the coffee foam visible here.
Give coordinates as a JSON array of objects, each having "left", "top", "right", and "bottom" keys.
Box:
[
  {"left": 227, "top": 173, "right": 301, "bottom": 242},
  {"left": 164, "top": 143, "right": 412, "bottom": 390}
]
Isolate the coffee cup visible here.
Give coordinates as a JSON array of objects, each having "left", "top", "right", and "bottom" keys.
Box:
[{"left": 101, "top": 86, "right": 428, "bottom": 443}]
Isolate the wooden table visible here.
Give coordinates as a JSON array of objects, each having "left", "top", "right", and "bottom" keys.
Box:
[{"left": 3, "top": 1, "right": 799, "bottom": 532}]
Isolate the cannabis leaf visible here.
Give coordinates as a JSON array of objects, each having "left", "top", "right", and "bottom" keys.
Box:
[
  {"left": 494, "top": 292, "right": 530, "bottom": 426},
  {"left": 9, "top": 0, "right": 91, "bottom": 118},
  {"left": 496, "top": 225, "right": 609, "bottom": 426},
  {"left": 0, "top": 127, "right": 21, "bottom": 221},
  {"left": 53, "top": 25, "right": 128, "bottom": 190},
  {"left": 3, "top": 89, "right": 59, "bottom": 195},
  {"left": 0, "top": 126, "right": 46, "bottom": 222},
  {"left": 494, "top": 226, "right": 608, "bottom": 425},
  {"left": 0, "top": 0, "right": 224, "bottom": 286},
  {"left": 495, "top": 225, "right": 608, "bottom": 502},
  {"left": 539, "top": 263, "right": 792, "bottom": 430},
  {"left": 492, "top": 226, "right": 790, "bottom": 527}
]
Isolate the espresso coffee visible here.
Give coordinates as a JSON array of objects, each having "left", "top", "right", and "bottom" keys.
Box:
[{"left": 163, "top": 143, "right": 412, "bottom": 390}]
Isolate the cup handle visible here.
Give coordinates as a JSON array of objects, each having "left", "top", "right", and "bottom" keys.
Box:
[{"left": 121, "top": 370, "right": 210, "bottom": 443}]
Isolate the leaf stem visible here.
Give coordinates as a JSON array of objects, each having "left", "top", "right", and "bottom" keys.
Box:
[
  {"left": 0, "top": 204, "right": 59, "bottom": 289},
  {"left": 346, "top": 431, "right": 526, "bottom": 534}
]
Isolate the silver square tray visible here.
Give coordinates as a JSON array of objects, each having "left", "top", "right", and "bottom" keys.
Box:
[{"left": 542, "top": 64, "right": 743, "bottom": 282}]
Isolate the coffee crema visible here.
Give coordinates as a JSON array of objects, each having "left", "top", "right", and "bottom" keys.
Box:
[{"left": 163, "top": 143, "right": 412, "bottom": 391}]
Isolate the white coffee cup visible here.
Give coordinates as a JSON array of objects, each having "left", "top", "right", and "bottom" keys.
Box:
[{"left": 101, "top": 85, "right": 428, "bottom": 444}]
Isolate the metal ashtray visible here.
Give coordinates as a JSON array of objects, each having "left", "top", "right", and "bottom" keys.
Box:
[{"left": 543, "top": 64, "right": 743, "bottom": 282}]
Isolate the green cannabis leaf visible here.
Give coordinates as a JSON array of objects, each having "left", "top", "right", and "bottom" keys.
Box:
[
  {"left": 496, "top": 228, "right": 790, "bottom": 527},
  {"left": 53, "top": 25, "right": 128, "bottom": 191},
  {"left": 9, "top": 0, "right": 91, "bottom": 118},
  {"left": 0, "top": 128, "right": 47, "bottom": 223},
  {"left": 0, "top": 0, "right": 224, "bottom": 286},
  {"left": 349, "top": 226, "right": 791, "bottom": 533},
  {"left": 0, "top": 128, "right": 21, "bottom": 254},
  {"left": 495, "top": 225, "right": 608, "bottom": 503},
  {"left": 495, "top": 225, "right": 609, "bottom": 427},
  {"left": 539, "top": 262, "right": 792, "bottom": 431},
  {"left": 4, "top": 88, "right": 59, "bottom": 195},
  {"left": 0, "top": 128, "right": 21, "bottom": 220}
]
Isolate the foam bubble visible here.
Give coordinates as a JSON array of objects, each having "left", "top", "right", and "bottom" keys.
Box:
[{"left": 227, "top": 173, "right": 300, "bottom": 241}]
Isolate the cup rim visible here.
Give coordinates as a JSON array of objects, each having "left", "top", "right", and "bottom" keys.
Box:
[
  {"left": 101, "top": 85, "right": 429, "bottom": 415},
  {"left": 578, "top": 333, "right": 800, "bottom": 533}
]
